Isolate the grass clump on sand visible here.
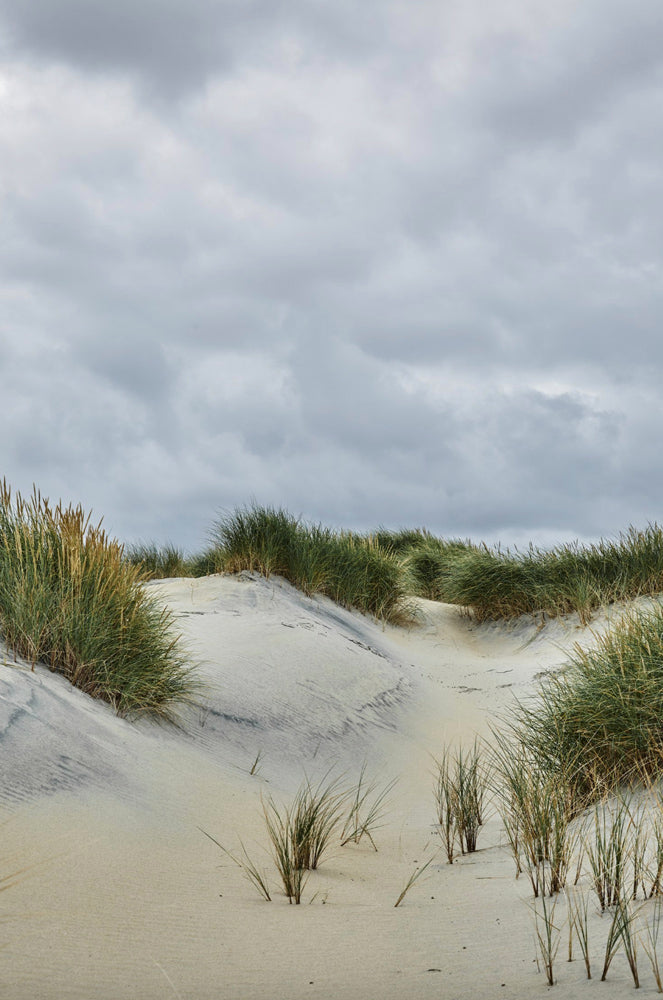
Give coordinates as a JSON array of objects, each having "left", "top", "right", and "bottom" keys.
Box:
[
  {"left": 436, "top": 525, "right": 663, "bottom": 624},
  {"left": 126, "top": 542, "right": 194, "bottom": 580},
  {"left": 0, "top": 483, "right": 193, "bottom": 718},
  {"left": 204, "top": 769, "right": 395, "bottom": 905},
  {"left": 262, "top": 776, "right": 347, "bottom": 904},
  {"left": 126, "top": 543, "right": 226, "bottom": 580},
  {"left": 491, "top": 733, "right": 580, "bottom": 897},
  {"left": 434, "top": 741, "right": 488, "bottom": 864},
  {"left": 127, "top": 509, "right": 663, "bottom": 628},
  {"left": 209, "top": 504, "right": 411, "bottom": 623},
  {"left": 512, "top": 605, "right": 663, "bottom": 794}
]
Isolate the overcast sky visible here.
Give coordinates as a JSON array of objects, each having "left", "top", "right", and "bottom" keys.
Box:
[{"left": 2, "top": 0, "right": 663, "bottom": 552}]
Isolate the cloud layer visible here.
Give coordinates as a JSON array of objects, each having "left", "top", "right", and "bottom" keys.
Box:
[{"left": 1, "top": 0, "right": 663, "bottom": 550}]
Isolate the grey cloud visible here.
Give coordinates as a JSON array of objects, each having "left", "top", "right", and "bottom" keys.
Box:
[
  {"left": 472, "top": 0, "right": 663, "bottom": 147},
  {"left": 0, "top": 0, "right": 414, "bottom": 99},
  {"left": 3, "top": 1, "right": 663, "bottom": 551},
  {"left": 0, "top": 0, "right": 234, "bottom": 96}
]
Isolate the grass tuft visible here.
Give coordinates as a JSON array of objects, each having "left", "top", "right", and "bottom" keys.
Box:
[
  {"left": 433, "top": 741, "right": 488, "bottom": 864},
  {"left": 512, "top": 606, "right": 663, "bottom": 792},
  {"left": 340, "top": 765, "right": 396, "bottom": 851},
  {"left": 126, "top": 542, "right": 194, "bottom": 580},
  {"left": 209, "top": 504, "right": 412, "bottom": 623},
  {"left": 436, "top": 525, "right": 663, "bottom": 624},
  {"left": 531, "top": 891, "right": 560, "bottom": 986},
  {"left": 0, "top": 482, "right": 194, "bottom": 717},
  {"left": 643, "top": 897, "right": 663, "bottom": 992},
  {"left": 491, "top": 731, "right": 581, "bottom": 897},
  {"left": 198, "top": 827, "right": 272, "bottom": 902}
]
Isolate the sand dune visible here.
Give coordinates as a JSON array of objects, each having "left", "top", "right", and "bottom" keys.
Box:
[{"left": 0, "top": 573, "right": 653, "bottom": 998}]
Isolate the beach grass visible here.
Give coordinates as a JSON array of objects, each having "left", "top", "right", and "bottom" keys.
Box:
[
  {"left": 126, "top": 542, "right": 195, "bottom": 580},
  {"left": 643, "top": 897, "right": 663, "bottom": 991},
  {"left": 435, "top": 525, "right": 663, "bottom": 624},
  {"left": 129, "top": 505, "right": 663, "bottom": 630},
  {"left": 393, "top": 856, "right": 435, "bottom": 907},
  {"left": 199, "top": 827, "right": 272, "bottom": 902},
  {"left": 491, "top": 732, "right": 579, "bottom": 897},
  {"left": 340, "top": 766, "right": 396, "bottom": 851},
  {"left": 433, "top": 741, "right": 488, "bottom": 863},
  {"left": 103, "top": 503, "right": 663, "bottom": 795},
  {"left": 511, "top": 605, "right": 663, "bottom": 792},
  {"left": 566, "top": 888, "right": 592, "bottom": 979},
  {"left": 0, "top": 482, "right": 193, "bottom": 717},
  {"left": 531, "top": 891, "right": 560, "bottom": 986},
  {"left": 208, "top": 504, "right": 412, "bottom": 623}
]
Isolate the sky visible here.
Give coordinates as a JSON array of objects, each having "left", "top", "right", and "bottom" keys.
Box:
[{"left": 2, "top": 0, "right": 663, "bottom": 552}]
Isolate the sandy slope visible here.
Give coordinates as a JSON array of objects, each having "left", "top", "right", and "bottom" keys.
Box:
[{"left": 0, "top": 574, "right": 657, "bottom": 998}]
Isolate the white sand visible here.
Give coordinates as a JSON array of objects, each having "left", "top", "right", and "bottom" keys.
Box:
[{"left": 0, "top": 573, "right": 657, "bottom": 998}]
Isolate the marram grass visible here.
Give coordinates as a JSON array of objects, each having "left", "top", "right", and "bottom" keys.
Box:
[
  {"left": 130, "top": 505, "right": 663, "bottom": 628},
  {"left": 512, "top": 605, "right": 663, "bottom": 792},
  {"left": 126, "top": 542, "right": 194, "bottom": 580},
  {"left": 435, "top": 525, "right": 663, "bottom": 624},
  {"left": 210, "top": 504, "right": 412, "bottom": 623},
  {"left": 0, "top": 483, "right": 193, "bottom": 718}
]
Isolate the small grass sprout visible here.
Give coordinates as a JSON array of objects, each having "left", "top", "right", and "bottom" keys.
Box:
[
  {"left": 642, "top": 896, "right": 663, "bottom": 992},
  {"left": 198, "top": 827, "right": 271, "bottom": 902},
  {"left": 566, "top": 888, "right": 592, "bottom": 979},
  {"left": 531, "top": 891, "right": 560, "bottom": 986},
  {"left": 340, "top": 765, "right": 396, "bottom": 851},
  {"left": 249, "top": 750, "right": 264, "bottom": 777},
  {"left": 394, "top": 855, "right": 435, "bottom": 908},
  {"left": 601, "top": 899, "right": 640, "bottom": 985}
]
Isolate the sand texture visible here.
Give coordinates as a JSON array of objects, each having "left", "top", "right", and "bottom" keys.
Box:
[{"left": 0, "top": 573, "right": 656, "bottom": 998}]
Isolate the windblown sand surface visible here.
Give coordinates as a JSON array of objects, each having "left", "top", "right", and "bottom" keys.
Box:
[{"left": 0, "top": 573, "right": 656, "bottom": 998}]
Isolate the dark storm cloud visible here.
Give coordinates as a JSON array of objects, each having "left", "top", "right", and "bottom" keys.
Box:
[{"left": 2, "top": 0, "right": 663, "bottom": 549}]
